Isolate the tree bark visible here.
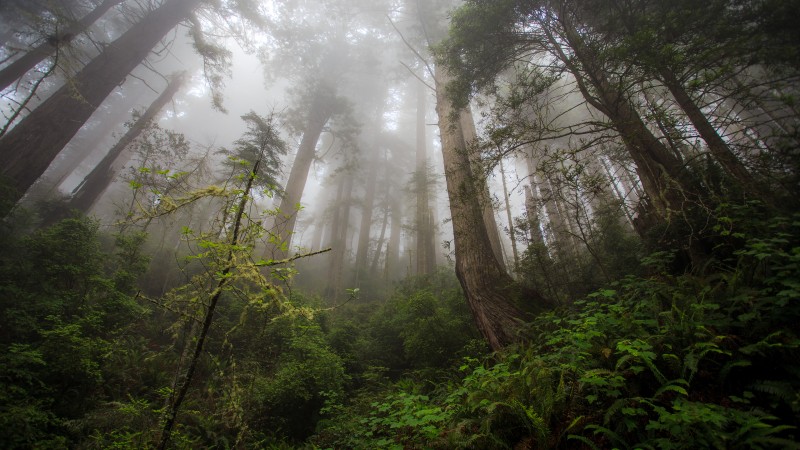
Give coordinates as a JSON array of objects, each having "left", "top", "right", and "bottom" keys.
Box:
[
  {"left": 459, "top": 107, "right": 507, "bottom": 270},
  {"left": 0, "top": 0, "right": 200, "bottom": 204},
  {"left": 0, "top": 0, "right": 124, "bottom": 92},
  {"left": 435, "top": 66, "right": 543, "bottom": 351}
]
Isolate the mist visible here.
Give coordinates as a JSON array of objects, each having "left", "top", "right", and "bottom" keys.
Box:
[{"left": 1, "top": 0, "right": 798, "bottom": 447}]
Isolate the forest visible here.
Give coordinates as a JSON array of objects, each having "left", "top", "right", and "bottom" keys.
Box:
[{"left": 0, "top": 0, "right": 798, "bottom": 448}]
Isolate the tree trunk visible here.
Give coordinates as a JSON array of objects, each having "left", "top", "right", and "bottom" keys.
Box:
[
  {"left": 370, "top": 198, "right": 390, "bottom": 276},
  {"left": 524, "top": 185, "right": 546, "bottom": 247},
  {"left": 499, "top": 158, "right": 519, "bottom": 269},
  {"left": 658, "top": 67, "right": 767, "bottom": 200},
  {"left": 0, "top": 0, "right": 199, "bottom": 204},
  {"left": 354, "top": 161, "right": 378, "bottom": 274},
  {"left": 415, "top": 80, "right": 436, "bottom": 276},
  {"left": 384, "top": 193, "right": 402, "bottom": 280},
  {"left": 435, "top": 66, "right": 543, "bottom": 351},
  {"left": 325, "top": 174, "right": 353, "bottom": 299},
  {"left": 459, "top": 107, "right": 507, "bottom": 270},
  {"left": 158, "top": 157, "right": 260, "bottom": 450},
  {"left": 0, "top": 0, "right": 123, "bottom": 92},
  {"left": 592, "top": 155, "right": 637, "bottom": 228},
  {"left": 43, "top": 92, "right": 138, "bottom": 193},
  {"left": 69, "top": 72, "right": 186, "bottom": 212},
  {"left": 539, "top": 173, "right": 575, "bottom": 257},
  {"left": 272, "top": 88, "right": 334, "bottom": 259},
  {"left": 548, "top": 20, "right": 696, "bottom": 218},
  {"left": 310, "top": 218, "right": 325, "bottom": 251}
]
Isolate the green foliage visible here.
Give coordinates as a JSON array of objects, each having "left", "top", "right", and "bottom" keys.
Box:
[
  {"left": 0, "top": 217, "right": 147, "bottom": 447},
  {"left": 219, "top": 110, "right": 288, "bottom": 192},
  {"left": 325, "top": 270, "right": 484, "bottom": 379},
  {"left": 313, "top": 207, "right": 800, "bottom": 449},
  {"left": 517, "top": 199, "right": 644, "bottom": 303},
  {"left": 241, "top": 305, "right": 347, "bottom": 442}
]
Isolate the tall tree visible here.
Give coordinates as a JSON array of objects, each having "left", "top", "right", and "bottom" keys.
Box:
[
  {"left": 354, "top": 158, "right": 379, "bottom": 275},
  {"left": 440, "top": 0, "right": 700, "bottom": 220},
  {"left": 414, "top": 79, "right": 437, "bottom": 276},
  {"left": 499, "top": 158, "right": 520, "bottom": 268},
  {"left": 582, "top": 0, "right": 771, "bottom": 201},
  {"left": 398, "top": 0, "right": 553, "bottom": 349},
  {"left": 68, "top": 72, "right": 187, "bottom": 212},
  {"left": 460, "top": 107, "right": 508, "bottom": 269},
  {"left": 435, "top": 66, "right": 537, "bottom": 350},
  {"left": 271, "top": 79, "right": 345, "bottom": 259},
  {"left": 0, "top": 0, "right": 202, "bottom": 204},
  {"left": 384, "top": 192, "right": 403, "bottom": 280},
  {"left": 325, "top": 170, "right": 354, "bottom": 299}
]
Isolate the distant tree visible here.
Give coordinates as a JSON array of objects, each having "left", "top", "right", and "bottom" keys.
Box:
[
  {"left": 271, "top": 75, "right": 350, "bottom": 260},
  {"left": 219, "top": 110, "right": 289, "bottom": 191},
  {"left": 68, "top": 72, "right": 188, "bottom": 214},
  {"left": 325, "top": 167, "right": 355, "bottom": 299},
  {"left": 413, "top": 79, "right": 437, "bottom": 276}
]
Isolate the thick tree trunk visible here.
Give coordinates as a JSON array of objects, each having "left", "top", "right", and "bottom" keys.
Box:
[
  {"left": 460, "top": 107, "right": 507, "bottom": 270},
  {"left": 273, "top": 88, "right": 334, "bottom": 259},
  {"left": 0, "top": 0, "right": 199, "bottom": 204},
  {"left": 435, "top": 66, "right": 543, "bottom": 351},
  {"left": 43, "top": 92, "right": 138, "bottom": 193},
  {"left": 0, "top": 0, "right": 124, "bottom": 92},
  {"left": 69, "top": 72, "right": 186, "bottom": 212}
]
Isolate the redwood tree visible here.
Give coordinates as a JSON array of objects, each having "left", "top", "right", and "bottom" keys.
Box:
[
  {"left": 435, "top": 66, "right": 542, "bottom": 350},
  {"left": 0, "top": 0, "right": 202, "bottom": 204},
  {"left": 0, "top": 0, "right": 124, "bottom": 92},
  {"left": 69, "top": 72, "right": 187, "bottom": 213}
]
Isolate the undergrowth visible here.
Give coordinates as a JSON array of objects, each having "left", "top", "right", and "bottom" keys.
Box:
[{"left": 311, "top": 210, "right": 800, "bottom": 449}]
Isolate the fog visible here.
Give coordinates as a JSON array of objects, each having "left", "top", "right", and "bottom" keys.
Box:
[{"left": 1, "top": 0, "right": 497, "bottom": 296}]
